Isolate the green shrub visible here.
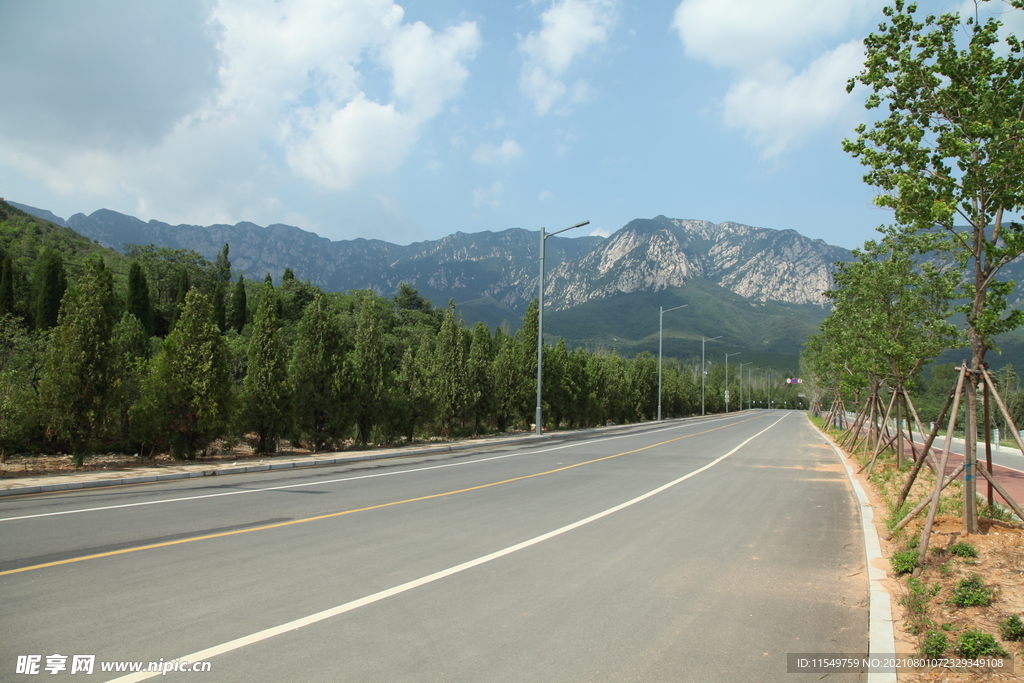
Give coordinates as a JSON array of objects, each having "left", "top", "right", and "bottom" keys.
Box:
[
  {"left": 891, "top": 549, "right": 918, "bottom": 574},
  {"left": 956, "top": 629, "right": 1008, "bottom": 658},
  {"left": 921, "top": 630, "right": 948, "bottom": 659},
  {"left": 947, "top": 541, "right": 978, "bottom": 558},
  {"left": 950, "top": 574, "right": 996, "bottom": 607},
  {"left": 1000, "top": 614, "right": 1024, "bottom": 641}
]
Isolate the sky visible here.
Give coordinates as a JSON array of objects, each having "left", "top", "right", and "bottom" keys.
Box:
[{"left": 1, "top": 0, "right": 1022, "bottom": 250}]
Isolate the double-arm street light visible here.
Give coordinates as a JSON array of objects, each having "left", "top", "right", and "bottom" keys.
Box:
[
  {"left": 701, "top": 336, "right": 721, "bottom": 416},
  {"left": 657, "top": 304, "right": 688, "bottom": 421},
  {"left": 738, "top": 362, "right": 752, "bottom": 413},
  {"left": 724, "top": 351, "right": 741, "bottom": 414},
  {"left": 536, "top": 220, "right": 589, "bottom": 435}
]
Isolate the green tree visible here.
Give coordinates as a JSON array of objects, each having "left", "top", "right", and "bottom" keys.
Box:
[
  {"left": 290, "top": 293, "right": 346, "bottom": 450},
  {"left": 429, "top": 300, "right": 467, "bottom": 437},
  {"left": 134, "top": 290, "right": 234, "bottom": 459},
  {"left": 466, "top": 321, "right": 494, "bottom": 434},
  {"left": 32, "top": 248, "right": 66, "bottom": 331},
  {"left": 215, "top": 243, "right": 232, "bottom": 283},
  {"left": 229, "top": 275, "right": 247, "bottom": 333},
  {"left": 845, "top": 0, "right": 1024, "bottom": 527},
  {"left": 126, "top": 261, "right": 155, "bottom": 336},
  {"left": 109, "top": 312, "right": 150, "bottom": 452},
  {"left": 169, "top": 267, "right": 191, "bottom": 332},
  {"left": 241, "top": 283, "right": 291, "bottom": 453},
  {"left": 39, "top": 258, "right": 118, "bottom": 464},
  {"left": 0, "top": 315, "right": 44, "bottom": 461},
  {"left": 0, "top": 252, "right": 14, "bottom": 318},
  {"left": 347, "top": 294, "right": 391, "bottom": 444}
]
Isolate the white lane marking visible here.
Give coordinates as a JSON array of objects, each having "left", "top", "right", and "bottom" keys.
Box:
[
  {"left": 106, "top": 413, "right": 788, "bottom": 682},
  {"left": 0, "top": 414, "right": 750, "bottom": 522}
]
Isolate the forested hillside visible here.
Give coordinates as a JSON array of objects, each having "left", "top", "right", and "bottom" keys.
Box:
[{"left": 0, "top": 200, "right": 803, "bottom": 464}]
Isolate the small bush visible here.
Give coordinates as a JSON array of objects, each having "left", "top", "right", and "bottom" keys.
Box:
[
  {"left": 956, "top": 629, "right": 1008, "bottom": 658},
  {"left": 948, "top": 541, "right": 978, "bottom": 558},
  {"left": 950, "top": 574, "right": 996, "bottom": 607},
  {"left": 1000, "top": 614, "right": 1024, "bottom": 641},
  {"left": 891, "top": 549, "right": 918, "bottom": 574},
  {"left": 900, "top": 578, "right": 942, "bottom": 633},
  {"left": 921, "top": 630, "right": 948, "bottom": 659}
]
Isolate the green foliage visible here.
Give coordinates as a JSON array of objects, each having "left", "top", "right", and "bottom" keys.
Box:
[
  {"left": 39, "top": 258, "right": 118, "bottom": 464},
  {"left": 949, "top": 574, "right": 996, "bottom": 608},
  {"left": 290, "top": 293, "right": 346, "bottom": 451},
  {"left": 134, "top": 290, "right": 234, "bottom": 459},
  {"left": 0, "top": 315, "right": 45, "bottom": 460},
  {"left": 229, "top": 275, "right": 247, "bottom": 333},
  {"left": 920, "top": 630, "right": 948, "bottom": 659},
  {"left": 891, "top": 550, "right": 918, "bottom": 575},
  {"left": 956, "top": 629, "right": 1009, "bottom": 658},
  {"left": 899, "top": 577, "right": 942, "bottom": 634},
  {"left": 947, "top": 542, "right": 978, "bottom": 559},
  {"left": 32, "top": 248, "right": 67, "bottom": 331},
  {"left": 845, "top": 0, "right": 1024, "bottom": 369},
  {"left": 126, "top": 261, "right": 154, "bottom": 336},
  {"left": 1000, "top": 614, "right": 1024, "bottom": 641},
  {"left": 241, "top": 284, "right": 291, "bottom": 454}
]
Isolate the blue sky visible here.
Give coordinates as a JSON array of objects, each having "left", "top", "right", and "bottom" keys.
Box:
[{"left": 1, "top": 0, "right": 1021, "bottom": 249}]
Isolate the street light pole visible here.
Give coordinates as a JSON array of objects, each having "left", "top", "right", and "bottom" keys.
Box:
[
  {"left": 701, "top": 336, "right": 721, "bottom": 416},
  {"left": 657, "top": 304, "right": 688, "bottom": 421},
  {"left": 536, "top": 220, "right": 589, "bottom": 435},
  {"left": 738, "top": 362, "right": 751, "bottom": 413},
  {"left": 724, "top": 351, "right": 740, "bottom": 414}
]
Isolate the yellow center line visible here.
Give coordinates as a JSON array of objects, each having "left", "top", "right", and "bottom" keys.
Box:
[{"left": 2, "top": 416, "right": 762, "bottom": 577}]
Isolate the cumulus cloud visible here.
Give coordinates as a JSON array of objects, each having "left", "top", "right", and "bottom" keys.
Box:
[
  {"left": 519, "top": 0, "right": 618, "bottom": 115},
  {"left": 0, "top": 0, "right": 480, "bottom": 221},
  {"left": 472, "top": 140, "right": 524, "bottom": 165},
  {"left": 672, "top": 0, "right": 875, "bottom": 157}
]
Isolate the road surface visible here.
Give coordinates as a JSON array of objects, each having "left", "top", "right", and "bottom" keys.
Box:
[{"left": 1, "top": 411, "right": 867, "bottom": 682}]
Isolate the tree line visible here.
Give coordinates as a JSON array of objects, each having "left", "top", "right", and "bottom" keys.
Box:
[{"left": 0, "top": 239, "right": 724, "bottom": 464}]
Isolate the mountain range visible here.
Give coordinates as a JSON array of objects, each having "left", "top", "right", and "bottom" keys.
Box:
[{"left": 11, "top": 202, "right": 855, "bottom": 369}]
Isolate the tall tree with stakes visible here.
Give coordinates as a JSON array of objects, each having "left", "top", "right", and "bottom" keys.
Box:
[{"left": 845, "top": 0, "right": 1024, "bottom": 532}]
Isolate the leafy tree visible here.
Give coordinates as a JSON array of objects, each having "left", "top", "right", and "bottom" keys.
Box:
[
  {"left": 0, "top": 315, "right": 45, "bottom": 461},
  {"left": 517, "top": 299, "right": 539, "bottom": 428},
  {"left": 845, "top": 0, "right": 1024, "bottom": 525},
  {"left": 240, "top": 283, "right": 291, "bottom": 453},
  {"left": 347, "top": 294, "right": 392, "bottom": 444},
  {"left": 109, "top": 312, "right": 150, "bottom": 452},
  {"left": 134, "top": 290, "right": 234, "bottom": 459},
  {"left": 211, "top": 280, "right": 227, "bottom": 333},
  {"left": 491, "top": 328, "right": 521, "bottom": 432},
  {"left": 169, "top": 267, "right": 191, "bottom": 332}
]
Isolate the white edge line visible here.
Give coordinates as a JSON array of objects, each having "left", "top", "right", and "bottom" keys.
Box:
[
  {"left": 1, "top": 414, "right": 748, "bottom": 522},
  {"left": 816, "top": 423, "right": 897, "bottom": 683},
  {"left": 105, "top": 413, "right": 788, "bottom": 682}
]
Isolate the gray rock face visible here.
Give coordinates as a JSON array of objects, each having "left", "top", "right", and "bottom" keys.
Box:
[{"left": 58, "top": 208, "right": 850, "bottom": 311}]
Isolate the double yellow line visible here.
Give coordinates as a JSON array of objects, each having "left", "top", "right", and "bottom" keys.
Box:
[{"left": 2, "top": 417, "right": 760, "bottom": 577}]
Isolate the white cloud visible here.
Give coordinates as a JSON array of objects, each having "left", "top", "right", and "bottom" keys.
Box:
[
  {"left": 589, "top": 226, "right": 611, "bottom": 237},
  {"left": 538, "top": 190, "right": 554, "bottom": 201},
  {"left": 722, "top": 40, "right": 865, "bottom": 158},
  {"left": 472, "top": 181, "right": 504, "bottom": 208},
  {"left": 472, "top": 140, "right": 524, "bottom": 165},
  {"left": 519, "top": 0, "right": 618, "bottom": 114},
  {"left": 0, "top": 0, "right": 481, "bottom": 220},
  {"left": 672, "top": 0, "right": 875, "bottom": 157}
]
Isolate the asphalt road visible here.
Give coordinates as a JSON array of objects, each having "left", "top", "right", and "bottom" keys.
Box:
[{"left": 1, "top": 411, "right": 867, "bottom": 682}]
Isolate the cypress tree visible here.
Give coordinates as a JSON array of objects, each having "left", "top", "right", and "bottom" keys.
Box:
[
  {"left": 215, "top": 243, "right": 232, "bottom": 282},
  {"left": 135, "top": 290, "right": 233, "bottom": 459},
  {"left": 241, "top": 283, "right": 290, "bottom": 453},
  {"left": 229, "top": 275, "right": 247, "bottom": 333},
  {"left": 290, "top": 293, "right": 346, "bottom": 450},
  {"left": 429, "top": 300, "right": 467, "bottom": 437},
  {"left": 126, "top": 261, "right": 155, "bottom": 336},
  {"left": 211, "top": 280, "right": 227, "bottom": 333},
  {"left": 32, "top": 248, "right": 67, "bottom": 330},
  {"left": 169, "top": 267, "right": 190, "bottom": 332},
  {"left": 39, "top": 259, "right": 118, "bottom": 464}
]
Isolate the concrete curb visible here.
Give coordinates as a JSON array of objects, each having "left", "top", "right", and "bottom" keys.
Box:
[
  {"left": 0, "top": 418, "right": 694, "bottom": 498},
  {"left": 811, "top": 419, "right": 898, "bottom": 683}
]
